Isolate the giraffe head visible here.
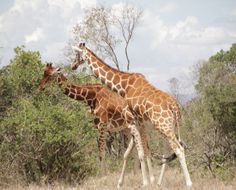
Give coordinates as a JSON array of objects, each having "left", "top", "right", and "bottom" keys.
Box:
[
  {"left": 71, "top": 43, "right": 86, "bottom": 70},
  {"left": 39, "top": 62, "right": 62, "bottom": 90}
]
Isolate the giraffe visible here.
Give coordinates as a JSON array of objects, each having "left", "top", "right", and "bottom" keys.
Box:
[
  {"left": 39, "top": 63, "right": 150, "bottom": 186},
  {"left": 71, "top": 43, "right": 193, "bottom": 188}
]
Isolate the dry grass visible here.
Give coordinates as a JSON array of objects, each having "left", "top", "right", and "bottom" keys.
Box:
[{"left": 2, "top": 167, "right": 236, "bottom": 190}]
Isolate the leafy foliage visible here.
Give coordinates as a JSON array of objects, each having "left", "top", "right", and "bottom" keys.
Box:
[
  {"left": 196, "top": 44, "right": 236, "bottom": 134},
  {"left": 0, "top": 47, "right": 98, "bottom": 185},
  {"left": 181, "top": 44, "right": 236, "bottom": 179},
  {"left": 72, "top": 5, "right": 142, "bottom": 71}
]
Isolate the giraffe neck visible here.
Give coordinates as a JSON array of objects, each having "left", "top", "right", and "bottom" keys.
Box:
[
  {"left": 56, "top": 74, "right": 97, "bottom": 109},
  {"left": 56, "top": 73, "right": 67, "bottom": 87},
  {"left": 85, "top": 48, "right": 129, "bottom": 97}
]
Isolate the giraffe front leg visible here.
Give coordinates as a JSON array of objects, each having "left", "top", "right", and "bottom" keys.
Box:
[
  {"left": 117, "top": 136, "right": 134, "bottom": 189},
  {"left": 157, "top": 155, "right": 166, "bottom": 186},
  {"left": 139, "top": 125, "right": 155, "bottom": 184},
  {"left": 97, "top": 125, "right": 108, "bottom": 175},
  {"left": 128, "top": 124, "right": 149, "bottom": 187}
]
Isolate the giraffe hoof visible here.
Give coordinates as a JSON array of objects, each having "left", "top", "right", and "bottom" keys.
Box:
[
  {"left": 186, "top": 181, "right": 193, "bottom": 188},
  {"left": 117, "top": 180, "right": 123, "bottom": 189},
  {"left": 117, "top": 184, "right": 122, "bottom": 189},
  {"left": 142, "top": 181, "right": 149, "bottom": 187},
  {"left": 150, "top": 176, "right": 155, "bottom": 184}
]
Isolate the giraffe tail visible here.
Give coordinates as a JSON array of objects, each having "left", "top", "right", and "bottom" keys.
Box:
[
  {"left": 153, "top": 152, "right": 177, "bottom": 164},
  {"left": 159, "top": 141, "right": 188, "bottom": 164},
  {"left": 173, "top": 103, "right": 189, "bottom": 149},
  {"left": 175, "top": 108, "right": 181, "bottom": 142},
  {"left": 169, "top": 102, "right": 181, "bottom": 141},
  {"left": 177, "top": 126, "right": 181, "bottom": 142}
]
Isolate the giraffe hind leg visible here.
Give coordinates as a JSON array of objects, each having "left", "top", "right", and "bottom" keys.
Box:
[
  {"left": 117, "top": 136, "right": 134, "bottom": 188},
  {"left": 158, "top": 126, "right": 192, "bottom": 187}
]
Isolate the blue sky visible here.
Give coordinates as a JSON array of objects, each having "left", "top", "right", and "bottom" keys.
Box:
[{"left": 0, "top": 0, "right": 236, "bottom": 93}]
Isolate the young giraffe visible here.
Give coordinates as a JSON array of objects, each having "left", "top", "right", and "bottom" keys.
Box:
[
  {"left": 39, "top": 63, "right": 150, "bottom": 186},
  {"left": 71, "top": 43, "right": 192, "bottom": 188}
]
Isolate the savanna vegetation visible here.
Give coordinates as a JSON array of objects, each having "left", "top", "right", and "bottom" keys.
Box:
[
  {"left": 181, "top": 44, "right": 236, "bottom": 180},
  {"left": 0, "top": 5, "right": 235, "bottom": 190},
  {"left": 0, "top": 44, "right": 235, "bottom": 188}
]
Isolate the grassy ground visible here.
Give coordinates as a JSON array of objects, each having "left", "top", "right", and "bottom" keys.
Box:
[{"left": 2, "top": 167, "right": 236, "bottom": 190}]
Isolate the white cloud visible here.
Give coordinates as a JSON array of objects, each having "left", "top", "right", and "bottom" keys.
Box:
[
  {"left": 169, "top": 16, "right": 199, "bottom": 40},
  {"left": 47, "top": 0, "right": 92, "bottom": 18},
  {"left": 111, "top": 2, "right": 125, "bottom": 18},
  {"left": 42, "top": 42, "right": 66, "bottom": 62},
  {"left": 158, "top": 2, "right": 176, "bottom": 13},
  {"left": 231, "top": 8, "right": 236, "bottom": 16},
  {"left": 0, "top": 0, "right": 96, "bottom": 64},
  {"left": 78, "top": 0, "right": 96, "bottom": 10},
  {"left": 48, "top": 0, "right": 78, "bottom": 8},
  {"left": 133, "top": 8, "right": 236, "bottom": 92},
  {"left": 141, "top": 12, "right": 234, "bottom": 49},
  {"left": 111, "top": 2, "right": 141, "bottom": 21},
  {"left": 10, "top": 0, "right": 45, "bottom": 14},
  {"left": 25, "top": 28, "right": 44, "bottom": 43}
]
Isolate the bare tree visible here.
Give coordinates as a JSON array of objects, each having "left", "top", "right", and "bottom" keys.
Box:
[
  {"left": 114, "top": 6, "right": 142, "bottom": 71},
  {"left": 168, "top": 77, "right": 181, "bottom": 101},
  {"left": 72, "top": 5, "right": 142, "bottom": 71},
  {"left": 0, "top": 47, "right": 3, "bottom": 66}
]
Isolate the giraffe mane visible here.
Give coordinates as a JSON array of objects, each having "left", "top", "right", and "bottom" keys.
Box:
[{"left": 86, "top": 48, "right": 145, "bottom": 78}]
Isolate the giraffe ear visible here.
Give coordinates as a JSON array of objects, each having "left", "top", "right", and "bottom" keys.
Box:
[{"left": 56, "top": 67, "right": 62, "bottom": 73}]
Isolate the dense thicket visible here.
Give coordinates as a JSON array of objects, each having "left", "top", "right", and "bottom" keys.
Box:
[
  {"left": 181, "top": 44, "right": 236, "bottom": 179},
  {"left": 0, "top": 47, "right": 98, "bottom": 186}
]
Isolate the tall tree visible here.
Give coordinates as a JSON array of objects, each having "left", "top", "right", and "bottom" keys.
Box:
[
  {"left": 168, "top": 77, "right": 181, "bottom": 102},
  {"left": 182, "top": 44, "right": 236, "bottom": 177},
  {"left": 196, "top": 44, "right": 236, "bottom": 135},
  {"left": 72, "top": 5, "right": 142, "bottom": 71},
  {"left": 70, "top": 5, "right": 142, "bottom": 157}
]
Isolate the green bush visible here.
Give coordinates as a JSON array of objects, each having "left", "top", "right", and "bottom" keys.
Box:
[
  {"left": 0, "top": 47, "right": 98, "bottom": 185},
  {"left": 180, "top": 44, "right": 236, "bottom": 179}
]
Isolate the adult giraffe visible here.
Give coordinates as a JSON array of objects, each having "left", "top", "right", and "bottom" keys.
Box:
[
  {"left": 39, "top": 63, "right": 151, "bottom": 186},
  {"left": 71, "top": 43, "right": 193, "bottom": 188}
]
